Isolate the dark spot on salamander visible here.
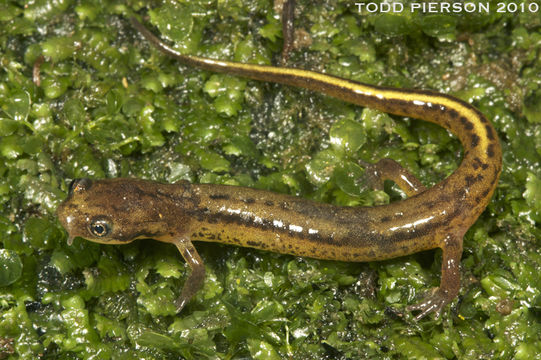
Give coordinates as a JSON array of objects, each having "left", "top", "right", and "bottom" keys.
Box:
[
  {"left": 485, "top": 124, "right": 495, "bottom": 140},
  {"left": 486, "top": 144, "right": 495, "bottom": 158},
  {"left": 478, "top": 113, "right": 489, "bottom": 123},
  {"left": 209, "top": 193, "right": 230, "bottom": 200},
  {"left": 460, "top": 116, "right": 474, "bottom": 130},
  {"left": 472, "top": 157, "right": 489, "bottom": 170},
  {"left": 470, "top": 134, "right": 480, "bottom": 148},
  {"left": 264, "top": 200, "right": 274, "bottom": 206},
  {"left": 465, "top": 175, "right": 477, "bottom": 187},
  {"left": 241, "top": 198, "right": 255, "bottom": 204},
  {"left": 448, "top": 109, "right": 459, "bottom": 119}
]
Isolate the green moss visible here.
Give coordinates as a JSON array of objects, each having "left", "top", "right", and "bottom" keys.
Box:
[
  {"left": 1, "top": 0, "right": 541, "bottom": 358},
  {"left": 41, "top": 37, "right": 76, "bottom": 62},
  {"left": 0, "top": 249, "right": 23, "bottom": 287}
]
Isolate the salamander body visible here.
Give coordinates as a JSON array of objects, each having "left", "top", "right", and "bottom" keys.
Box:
[{"left": 56, "top": 17, "right": 502, "bottom": 320}]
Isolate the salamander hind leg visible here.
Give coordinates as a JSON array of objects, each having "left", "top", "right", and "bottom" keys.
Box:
[
  {"left": 280, "top": 0, "right": 296, "bottom": 64},
  {"left": 407, "top": 232, "right": 463, "bottom": 320},
  {"left": 172, "top": 238, "right": 206, "bottom": 313},
  {"left": 359, "top": 158, "right": 427, "bottom": 197}
]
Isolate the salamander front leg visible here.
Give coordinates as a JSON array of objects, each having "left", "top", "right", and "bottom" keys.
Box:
[
  {"left": 172, "top": 238, "right": 206, "bottom": 313},
  {"left": 407, "top": 232, "right": 463, "bottom": 320},
  {"left": 360, "top": 158, "right": 427, "bottom": 197}
]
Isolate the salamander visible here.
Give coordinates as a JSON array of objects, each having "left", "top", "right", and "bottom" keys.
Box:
[{"left": 55, "top": 17, "right": 502, "bottom": 320}]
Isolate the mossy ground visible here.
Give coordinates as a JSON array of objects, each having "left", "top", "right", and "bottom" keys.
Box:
[{"left": 1, "top": 0, "right": 541, "bottom": 358}]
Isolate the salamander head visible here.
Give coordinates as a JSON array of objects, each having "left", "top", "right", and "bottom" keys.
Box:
[{"left": 56, "top": 178, "right": 178, "bottom": 245}]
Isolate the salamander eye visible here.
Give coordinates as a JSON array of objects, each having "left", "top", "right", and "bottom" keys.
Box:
[{"left": 89, "top": 218, "right": 111, "bottom": 237}]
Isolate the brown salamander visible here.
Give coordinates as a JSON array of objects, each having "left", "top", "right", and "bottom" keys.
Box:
[{"left": 55, "top": 17, "right": 502, "bottom": 320}]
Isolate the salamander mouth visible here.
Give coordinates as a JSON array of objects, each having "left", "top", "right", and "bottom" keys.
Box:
[
  {"left": 56, "top": 202, "right": 84, "bottom": 245},
  {"left": 57, "top": 212, "right": 77, "bottom": 244}
]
